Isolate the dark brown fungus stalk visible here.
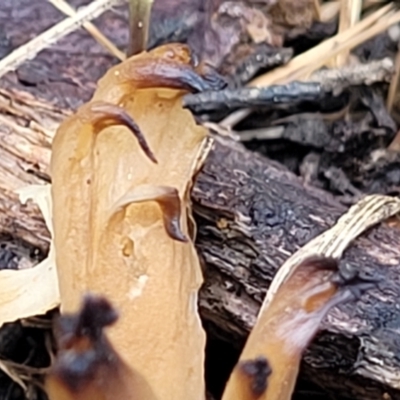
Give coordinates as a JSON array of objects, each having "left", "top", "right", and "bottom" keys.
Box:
[
  {"left": 221, "top": 256, "right": 355, "bottom": 400},
  {"left": 46, "top": 293, "right": 157, "bottom": 400},
  {"left": 109, "top": 185, "right": 188, "bottom": 242}
]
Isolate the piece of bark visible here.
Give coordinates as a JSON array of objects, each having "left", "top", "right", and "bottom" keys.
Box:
[
  {"left": 0, "top": 88, "right": 61, "bottom": 251},
  {"left": 1, "top": 86, "right": 400, "bottom": 399}
]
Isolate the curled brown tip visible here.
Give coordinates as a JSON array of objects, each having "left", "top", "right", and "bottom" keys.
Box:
[
  {"left": 110, "top": 185, "right": 189, "bottom": 242},
  {"left": 51, "top": 294, "right": 120, "bottom": 393},
  {"left": 145, "top": 63, "right": 227, "bottom": 93},
  {"left": 87, "top": 102, "right": 157, "bottom": 164},
  {"left": 239, "top": 356, "right": 272, "bottom": 397},
  {"left": 296, "top": 256, "right": 338, "bottom": 273},
  {"left": 117, "top": 44, "right": 227, "bottom": 93},
  {"left": 57, "top": 293, "right": 118, "bottom": 344},
  {"left": 124, "top": 61, "right": 226, "bottom": 93},
  {"left": 156, "top": 187, "right": 188, "bottom": 243}
]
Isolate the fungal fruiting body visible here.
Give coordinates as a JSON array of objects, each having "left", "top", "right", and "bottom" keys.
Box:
[
  {"left": 50, "top": 43, "right": 223, "bottom": 400},
  {"left": 46, "top": 294, "right": 157, "bottom": 400},
  {"left": 221, "top": 256, "right": 352, "bottom": 400}
]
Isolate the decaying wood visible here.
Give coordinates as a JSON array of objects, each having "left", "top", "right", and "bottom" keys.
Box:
[
  {"left": 1, "top": 86, "right": 400, "bottom": 399},
  {"left": 196, "top": 139, "right": 400, "bottom": 400}
]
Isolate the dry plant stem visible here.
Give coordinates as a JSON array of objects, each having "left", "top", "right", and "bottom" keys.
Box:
[
  {"left": 46, "top": 0, "right": 125, "bottom": 61},
  {"left": 238, "top": 126, "right": 285, "bottom": 142},
  {"left": 0, "top": 360, "right": 28, "bottom": 392},
  {"left": 320, "top": 1, "right": 340, "bottom": 21},
  {"left": 220, "top": 3, "right": 400, "bottom": 128},
  {"left": 335, "top": 0, "right": 362, "bottom": 66},
  {"left": 222, "top": 194, "right": 400, "bottom": 400},
  {"left": 387, "top": 46, "right": 400, "bottom": 112},
  {"left": 388, "top": 130, "right": 400, "bottom": 151},
  {"left": 313, "top": 0, "right": 321, "bottom": 20},
  {"left": 127, "top": 0, "right": 154, "bottom": 56},
  {"left": 220, "top": 108, "right": 251, "bottom": 129},
  {"left": 320, "top": 0, "right": 387, "bottom": 21},
  {"left": 0, "top": 0, "right": 124, "bottom": 80},
  {"left": 339, "top": 0, "right": 362, "bottom": 32}
]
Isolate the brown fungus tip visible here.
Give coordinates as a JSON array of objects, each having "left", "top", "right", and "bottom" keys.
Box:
[
  {"left": 47, "top": 293, "right": 123, "bottom": 397},
  {"left": 239, "top": 356, "right": 272, "bottom": 397},
  {"left": 115, "top": 43, "right": 227, "bottom": 94},
  {"left": 47, "top": 293, "right": 159, "bottom": 400},
  {"left": 110, "top": 185, "right": 189, "bottom": 243},
  {"left": 70, "top": 293, "right": 118, "bottom": 337},
  {"left": 222, "top": 254, "right": 348, "bottom": 400},
  {"left": 87, "top": 102, "right": 158, "bottom": 164},
  {"left": 54, "top": 294, "right": 119, "bottom": 353},
  {"left": 157, "top": 188, "right": 189, "bottom": 243},
  {"left": 296, "top": 255, "right": 339, "bottom": 272},
  {"left": 137, "top": 62, "right": 226, "bottom": 93}
]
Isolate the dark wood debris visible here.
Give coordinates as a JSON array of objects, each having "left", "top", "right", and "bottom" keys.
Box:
[{"left": 183, "top": 81, "right": 322, "bottom": 112}]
